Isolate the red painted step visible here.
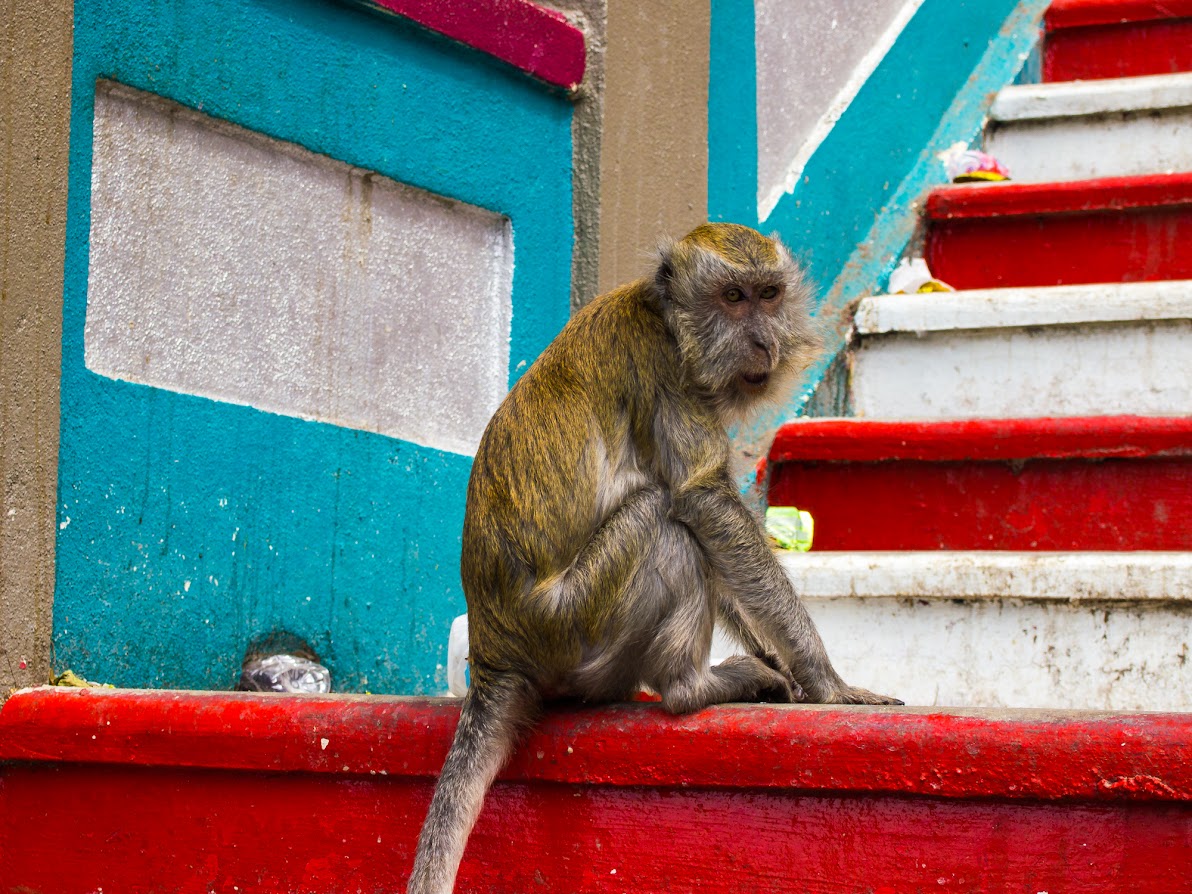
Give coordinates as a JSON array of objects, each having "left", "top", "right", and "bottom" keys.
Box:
[
  {"left": 924, "top": 173, "right": 1192, "bottom": 290},
  {"left": 766, "top": 416, "right": 1192, "bottom": 551},
  {"left": 3, "top": 687, "right": 1192, "bottom": 893},
  {"left": 1044, "top": 0, "right": 1192, "bottom": 82}
]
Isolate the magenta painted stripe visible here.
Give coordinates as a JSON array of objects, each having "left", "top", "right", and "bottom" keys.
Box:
[{"left": 368, "top": 0, "right": 586, "bottom": 89}]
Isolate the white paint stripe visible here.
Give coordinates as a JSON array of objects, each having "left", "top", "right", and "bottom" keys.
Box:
[
  {"left": 990, "top": 71, "right": 1192, "bottom": 122},
  {"left": 855, "top": 280, "right": 1192, "bottom": 334},
  {"left": 86, "top": 81, "right": 513, "bottom": 456},
  {"left": 758, "top": 0, "right": 925, "bottom": 222},
  {"left": 780, "top": 551, "right": 1192, "bottom": 602}
]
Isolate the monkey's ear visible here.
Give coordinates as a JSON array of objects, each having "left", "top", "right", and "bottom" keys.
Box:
[{"left": 654, "top": 237, "right": 677, "bottom": 300}]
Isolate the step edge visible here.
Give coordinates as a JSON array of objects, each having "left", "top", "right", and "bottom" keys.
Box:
[
  {"left": 990, "top": 71, "right": 1192, "bottom": 122},
  {"left": 768, "top": 415, "right": 1192, "bottom": 463},
  {"left": 854, "top": 280, "right": 1192, "bottom": 334},
  {"left": 3, "top": 687, "right": 1190, "bottom": 802},
  {"left": 1046, "top": 0, "right": 1192, "bottom": 30},
  {"left": 780, "top": 550, "right": 1192, "bottom": 602},
  {"left": 926, "top": 171, "right": 1192, "bottom": 219}
]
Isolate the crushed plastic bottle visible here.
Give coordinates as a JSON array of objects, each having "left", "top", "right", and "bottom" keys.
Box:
[
  {"left": 238, "top": 653, "right": 332, "bottom": 694},
  {"left": 765, "top": 506, "right": 815, "bottom": 551}
]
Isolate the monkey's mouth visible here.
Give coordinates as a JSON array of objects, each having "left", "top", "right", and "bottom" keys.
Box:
[{"left": 740, "top": 371, "right": 769, "bottom": 389}]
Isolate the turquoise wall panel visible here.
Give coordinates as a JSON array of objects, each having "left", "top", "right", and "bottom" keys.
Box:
[{"left": 56, "top": 0, "right": 574, "bottom": 692}]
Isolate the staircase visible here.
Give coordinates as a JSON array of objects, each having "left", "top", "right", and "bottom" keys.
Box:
[{"left": 769, "top": 0, "right": 1192, "bottom": 711}]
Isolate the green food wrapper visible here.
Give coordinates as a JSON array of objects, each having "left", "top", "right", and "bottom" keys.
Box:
[{"left": 765, "top": 507, "right": 814, "bottom": 551}]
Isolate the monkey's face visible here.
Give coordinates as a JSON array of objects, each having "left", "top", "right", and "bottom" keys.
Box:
[{"left": 656, "top": 224, "right": 821, "bottom": 418}]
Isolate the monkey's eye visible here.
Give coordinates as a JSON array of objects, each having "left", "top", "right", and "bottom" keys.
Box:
[
  {"left": 760, "top": 285, "right": 780, "bottom": 300},
  {"left": 724, "top": 287, "right": 744, "bottom": 302}
]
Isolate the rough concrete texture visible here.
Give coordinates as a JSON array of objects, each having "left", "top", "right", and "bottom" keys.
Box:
[
  {"left": 87, "top": 82, "right": 514, "bottom": 456},
  {"left": 597, "top": 0, "right": 709, "bottom": 293},
  {"left": 541, "top": 0, "right": 608, "bottom": 309},
  {"left": 782, "top": 551, "right": 1192, "bottom": 710},
  {"left": 853, "top": 320, "right": 1192, "bottom": 418},
  {"left": 0, "top": 0, "right": 72, "bottom": 695},
  {"left": 987, "top": 106, "right": 1192, "bottom": 184},
  {"left": 755, "top": 0, "right": 922, "bottom": 219}
]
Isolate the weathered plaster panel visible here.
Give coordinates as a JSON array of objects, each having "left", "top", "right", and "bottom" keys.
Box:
[
  {"left": 782, "top": 551, "right": 1192, "bottom": 710},
  {"left": 87, "top": 82, "right": 513, "bottom": 457},
  {"left": 754, "top": 0, "right": 922, "bottom": 219}
]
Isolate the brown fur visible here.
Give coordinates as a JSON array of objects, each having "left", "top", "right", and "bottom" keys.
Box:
[{"left": 406, "top": 224, "right": 901, "bottom": 894}]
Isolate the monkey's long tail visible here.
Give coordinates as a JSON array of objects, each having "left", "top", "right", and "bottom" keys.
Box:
[{"left": 407, "top": 672, "right": 540, "bottom": 894}]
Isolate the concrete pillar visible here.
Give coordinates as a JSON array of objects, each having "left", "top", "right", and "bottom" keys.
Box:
[
  {"left": 597, "top": 0, "right": 710, "bottom": 294},
  {"left": 0, "top": 0, "right": 72, "bottom": 694}
]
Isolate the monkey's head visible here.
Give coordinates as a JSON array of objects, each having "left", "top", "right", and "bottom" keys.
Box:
[{"left": 654, "top": 223, "right": 821, "bottom": 420}]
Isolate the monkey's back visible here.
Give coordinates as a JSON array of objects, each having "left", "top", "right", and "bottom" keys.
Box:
[{"left": 461, "top": 282, "right": 677, "bottom": 676}]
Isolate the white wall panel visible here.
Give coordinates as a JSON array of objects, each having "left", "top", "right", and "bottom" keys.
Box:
[{"left": 86, "top": 81, "right": 514, "bottom": 456}]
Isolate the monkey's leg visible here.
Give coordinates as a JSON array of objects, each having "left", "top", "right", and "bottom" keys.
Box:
[
  {"left": 715, "top": 594, "right": 805, "bottom": 701},
  {"left": 526, "top": 483, "right": 667, "bottom": 631},
  {"left": 675, "top": 479, "right": 901, "bottom": 706},
  {"left": 638, "top": 521, "right": 793, "bottom": 714},
  {"left": 407, "top": 673, "right": 540, "bottom": 894}
]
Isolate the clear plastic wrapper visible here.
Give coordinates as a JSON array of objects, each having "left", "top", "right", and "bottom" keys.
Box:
[{"left": 238, "top": 653, "right": 331, "bottom": 694}]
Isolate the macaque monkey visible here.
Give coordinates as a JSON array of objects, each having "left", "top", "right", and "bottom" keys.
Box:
[{"left": 407, "top": 223, "right": 901, "bottom": 894}]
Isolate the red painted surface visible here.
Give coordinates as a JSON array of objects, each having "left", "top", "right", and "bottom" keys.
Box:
[
  {"left": 1045, "top": 0, "right": 1192, "bottom": 29},
  {"left": 1044, "top": 17, "right": 1192, "bottom": 81},
  {"left": 366, "top": 0, "right": 585, "bottom": 89},
  {"left": 2, "top": 688, "right": 1192, "bottom": 892},
  {"left": 1043, "top": 0, "right": 1192, "bottom": 81},
  {"left": 769, "top": 416, "right": 1192, "bottom": 464},
  {"left": 924, "top": 174, "right": 1192, "bottom": 289},
  {"left": 767, "top": 417, "right": 1192, "bottom": 551}
]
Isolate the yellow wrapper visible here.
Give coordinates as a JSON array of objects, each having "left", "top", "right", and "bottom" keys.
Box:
[{"left": 765, "top": 507, "right": 814, "bottom": 551}]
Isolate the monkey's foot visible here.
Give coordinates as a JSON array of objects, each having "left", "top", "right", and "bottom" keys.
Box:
[
  {"left": 753, "top": 650, "right": 806, "bottom": 702},
  {"left": 704, "top": 655, "right": 795, "bottom": 705},
  {"left": 830, "top": 685, "right": 904, "bottom": 706}
]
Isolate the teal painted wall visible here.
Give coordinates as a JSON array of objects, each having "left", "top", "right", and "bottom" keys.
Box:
[
  {"left": 710, "top": 0, "right": 1049, "bottom": 422},
  {"left": 55, "top": 0, "right": 575, "bottom": 693}
]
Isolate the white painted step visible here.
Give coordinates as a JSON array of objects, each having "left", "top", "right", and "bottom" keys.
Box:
[
  {"left": 780, "top": 550, "right": 1192, "bottom": 711},
  {"left": 985, "top": 72, "right": 1192, "bottom": 182},
  {"left": 850, "top": 280, "right": 1192, "bottom": 419}
]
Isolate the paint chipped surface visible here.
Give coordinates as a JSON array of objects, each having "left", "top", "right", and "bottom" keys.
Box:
[{"left": 781, "top": 550, "right": 1192, "bottom": 710}]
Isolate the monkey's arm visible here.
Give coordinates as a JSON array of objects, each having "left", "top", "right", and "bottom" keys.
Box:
[{"left": 670, "top": 461, "right": 899, "bottom": 706}]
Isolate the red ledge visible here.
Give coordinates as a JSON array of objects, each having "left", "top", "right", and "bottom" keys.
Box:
[
  {"left": 927, "top": 172, "right": 1192, "bottom": 220},
  {"left": 768, "top": 416, "right": 1192, "bottom": 465},
  {"left": 1046, "top": 0, "right": 1192, "bottom": 29},
  {"left": 2, "top": 687, "right": 1191, "bottom": 803},
  {"left": 366, "top": 0, "right": 585, "bottom": 90}
]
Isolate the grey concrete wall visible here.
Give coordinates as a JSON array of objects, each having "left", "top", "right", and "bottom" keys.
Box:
[
  {"left": 0, "top": 0, "right": 72, "bottom": 695},
  {"left": 597, "top": 0, "right": 709, "bottom": 294}
]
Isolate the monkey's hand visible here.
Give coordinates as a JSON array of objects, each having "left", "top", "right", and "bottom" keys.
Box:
[
  {"left": 717, "top": 655, "right": 796, "bottom": 704},
  {"left": 824, "top": 685, "right": 904, "bottom": 706}
]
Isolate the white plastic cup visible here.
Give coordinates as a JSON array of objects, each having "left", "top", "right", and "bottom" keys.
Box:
[{"left": 447, "top": 614, "right": 470, "bottom": 697}]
